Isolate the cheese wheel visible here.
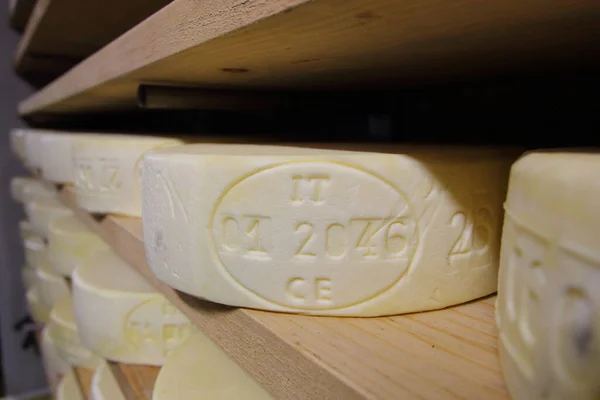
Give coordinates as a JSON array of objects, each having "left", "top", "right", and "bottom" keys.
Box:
[
  {"left": 24, "top": 129, "right": 47, "bottom": 170},
  {"left": 40, "top": 132, "right": 81, "bottom": 183},
  {"left": 11, "top": 176, "right": 56, "bottom": 203},
  {"left": 48, "top": 216, "right": 108, "bottom": 277},
  {"left": 73, "top": 134, "right": 184, "bottom": 216},
  {"left": 19, "top": 220, "right": 36, "bottom": 240},
  {"left": 24, "top": 235, "right": 46, "bottom": 268},
  {"left": 10, "top": 128, "right": 27, "bottom": 162},
  {"left": 36, "top": 259, "right": 70, "bottom": 310},
  {"left": 496, "top": 151, "right": 600, "bottom": 400},
  {"left": 26, "top": 284, "right": 50, "bottom": 323},
  {"left": 40, "top": 326, "right": 71, "bottom": 393},
  {"left": 90, "top": 361, "right": 125, "bottom": 400},
  {"left": 72, "top": 248, "right": 191, "bottom": 365},
  {"left": 25, "top": 198, "right": 74, "bottom": 238},
  {"left": 56, "top": 369, "right": 84, "bottom": 400},
  {"left": 142, "top": 144, "right": 514, "bottom": 316},
  {"left": 22, "top": 265, "right": 36, "bottom": 290},
  {"left": 49, "top": 296, "right": 102, "bottom": 369},
  {"left": 153, "top": 329, "right": 273, "bottom": 400}
]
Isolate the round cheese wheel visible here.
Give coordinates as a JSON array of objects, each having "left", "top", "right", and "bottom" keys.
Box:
[
  {"left": 153, "top": 329, "right": 273, "bottom": 400},
  {"left": 49, "top": 296, "right": 102, "bottom": 369},
  {"left": 497, "top": 151, "right": 600, "bottom": 400},
  {"left": 24, "top": 235, "right": 46, "bottom": 268},
  {"left": 22, "top": 265, "right": 36, "bottom": 290},
  {"left": 142, "top": 144, "right": 515, "bottom": 316},
  {"left": 56, "top": 369, "right": 84, "bottom": 400},
  {"left": 90, "top": 361, "right": 125, "bottom": 400},
  {"left": 72, "top": 248, "right": 191, "bottom": 365},
  {"left": 20, "top": 220, "right": 36, "bottom": 240},
  {"left": 25, "top": 198, "right": 74, "bottom": 238},
  {"left": 10, "top": 128, "right": 27, "bottom": 162},
  {"left": 26, "top": 284, "right": 50, "bottom": 323},
  {"left": 48, "top": 216, "right": 108, "bottom": 277},
  {"left": 11, "top": 176, "right": 56, "bottom": 203},
  {"left": 24, "top": 129, "right": 48, "bottom": 170},
  {"left": 40, "top": 326, "right": 71, "bottom": 393},
  {"left": 73, "top": 134, "right": 184, "bottom": 216},
  {"left": 39, "top": 132, "right": 81, "bottom": 183},
  {"left": 36, "top": 259, "right": 70, "bottom": 310}
]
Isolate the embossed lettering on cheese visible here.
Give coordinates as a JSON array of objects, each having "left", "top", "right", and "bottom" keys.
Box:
[{"left": 212, "top": 162, "right": 418, "bottom": 309}]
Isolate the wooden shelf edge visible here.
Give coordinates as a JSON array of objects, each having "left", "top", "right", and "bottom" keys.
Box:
[{"left": 58, "top": 186, "right": 508, "bottom": 400}]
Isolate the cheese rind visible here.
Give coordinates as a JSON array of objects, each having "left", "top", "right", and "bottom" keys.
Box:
[
  {"left": 10, "top": 129, "right": 27, "bottom": 162},
  {"left": 90, "top": 360, "right": 126, "bottom": 400},
  {"left": 73, "top": 134, "right": 184, "bottom": 216},
  {"left": 496, "top": 151, "right": 600, "bottom": 400},
  {"left": 26, "top": 284, "right": 51, "bottom": 323},
  {"left": 20, "top": 220, "right": 36, "bottom": 240},
  {"left": 143, "top": 144, "right": 514, "bottom": 316},
  {"left": 48, "top": 216, "right": 108, "bottom": 277},
  {"left": 56, "top": 369, "right": 84, "bottom": 400},
  {"left": 153, "top": 329, "right": 273, "bottom": 400},
  {"left": 24, "top": 235, "right": 46, "bottom": 268},
  {"left": 22, "top": 265, "right": 36, "bottom": 290},
  {"left": 24, "top": 130, "right": 45, "bottom": 169},
  {"left": 49, "top": 296, "right": 102, "bottom": 369},
  {"left": 11, "top": 176, "right": 56, "bottom": 203},
  {"left": 72, "top": 248, "right": 191, "bottom": 365},
  {"left": 36, "top": 259, "right": 70, "bottom": 310},
  {"left": 25, "top": 198, "right": 74, "bottom": 238},
  {"left": 40, "top": 132, "right": 80, "bottom": 183},
  {"left": 40, "top": 326, "right": 71, "bottom": 393}
]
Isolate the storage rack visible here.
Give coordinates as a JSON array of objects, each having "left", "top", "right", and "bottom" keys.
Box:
[{"left": 9, "top": 0, "right": 600, "bottom": 398}]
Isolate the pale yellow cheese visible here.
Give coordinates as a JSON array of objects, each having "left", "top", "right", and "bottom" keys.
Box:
[
  {"left": 56, "top": 369, "right": 84, "bottom": 400},
  {"left": 39, "top": 132, "right": 81, "bottom": 183},
  {"left": 22, "top": 265, "right": 36, "bottom": 290},
  {"left": 73, "top": 134, "right": 184, "bottom": 216},
  {"left": 26, "top": 284, "right": 50, "bottom": 323},
  {"left": 11, "top": 176, "right": 56, "bottom": 203},
  {"left": 142, "top": 144, "right": 515, "bottom": 316},
  {"left": 48, "top": 216, "right": 108, "bottom": 277},
  {"left": 24, "top": 129, "right": 46, "bottom": 170},
  {"left": 72, "top": 248, "right": 191, "bottom": 365},
  {"left": 496, "top": 151, "right": 600, "bottom": 400},
  {"left": 40, "top": 326, "right": 71, "bottom": 393},
  {"left": 36, "top": 259, "right": 70, "bottom": 310},
  {"left": 19, "top": 220, "right": 36, "bottom": 240},
  {"left": 49, "top": 296, "right": 102, "bottom": 369},
  {"left": 90, "top": 360, "right": 126, "bottom": 400},
  {"left": 153, "top": 329, "right": 273, "bottom": 400},
  {"left": 10, "top": 128, "right": 27, "bottom": 162},
  {"left": 24, "top": 235, "right": 46, "bottom": 268},
  {"left": 25, "top": 198, "right": 74, "bottom": 238}
]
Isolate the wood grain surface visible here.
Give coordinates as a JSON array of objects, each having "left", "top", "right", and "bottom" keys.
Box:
[{"left": 58, "top": 187, "right": 509, "bottom": 400}]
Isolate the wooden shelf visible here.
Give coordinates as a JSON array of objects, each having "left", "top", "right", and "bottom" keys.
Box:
[
  {"left": 14, "top": 0, "right": 172, "bottom": 86},
  {"left": 19, "top": 0, "right": 600, "bottom": 116},
  {"left": 57, "top": 186, "right": 509, "bottom": 400},
  {"left": 74, "top": 364, "right": 159, "bottom": 400},
  {"left": 9, "top": 0, "right": 36, "bottom": 32}
]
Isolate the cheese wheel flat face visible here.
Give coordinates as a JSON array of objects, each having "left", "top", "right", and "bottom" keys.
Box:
[
  {"left": 49, "top": 296, "right": 102, "bottom": 369},
  {"left": 142, "top": 144, "right": 515, "bottom": 316},
  {"left": 26, "top": 285, "right": 50, "bottom": 323},
  {"left": 56, "top": 369, "right": 84, "bottom": 400},
  {"left": 72, "top": 248, "right": 191, "bottom": 365},
  {"left": 24, "top": 235, "right": 46, "bottom": 268},
  {"left": 90, "top": 361, "right": 125, "bottom": 400},
  {"left": 25, "top": 198, "right": 74, "bottom": 238},
  {"left": 153, "top": 330, "right": 273, "bottom": 400},
  {"left": 40, "top": 132, "right": 81, "bottom": 183},
  {"left": 41, "top": 326, "right": 71, "bottom": 393},
  {"left": 36, "top": 260, "right": 70, "bottom": 310},
  {"left": 10, "top": 129, "right": 27, "bottom": 162},
  {"left": 496, "top": 151, "right": 600, "bottom": 400},
  {"left": 11, "top": 176, "right": 56, "bottom": 203},
  {"left": 73, "top": 134, "right": 184, "bottom": 216},
  {"left": 48, "top": 216, "right": 108, "bottom": 277}
]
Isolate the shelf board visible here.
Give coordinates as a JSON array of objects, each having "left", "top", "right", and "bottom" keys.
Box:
[
  {"left": 19, "top": 0, "right": 600, "bottom": 116},
  {"left": 9, "top": 0, "right": 36, "bottom": 32},
  {"left": 73, "top": 364, "right": 159, "bottom": 400},
  {"left": 14, "top": 0, "right": 172, "bottom": 86},
  {"left": 58, "top": 186, "right": 509, "bottom": 400}
]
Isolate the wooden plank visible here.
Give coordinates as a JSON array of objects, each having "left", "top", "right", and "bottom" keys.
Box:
[
  {"left": 19, "top": 0, "right": 600, "bottom": 116},
  {"left": 9, "top": 0, "right": 36, "bottom": 32},
  {"left": 58, "top": 187, "right": 509, "bottom": 400},
  {"left": 14, "top": 0, "right": 173, "bottom": 86},
  {"left": 74, "top": 367, "right": 94, "bottom": 399},
  {"left": 74, "top": 365, "right": 158, "bottom": 400}
]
